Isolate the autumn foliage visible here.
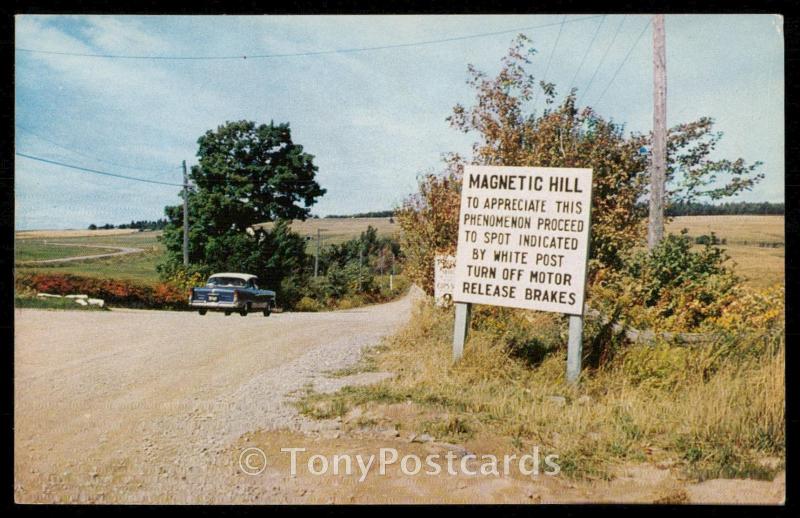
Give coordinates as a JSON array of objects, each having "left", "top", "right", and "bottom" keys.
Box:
[
  {"left": 398, "top": 35, "right": 762, "bottom": 301},
  {"left": 16, "top": 273, "right": 189, "bottom": 309}
]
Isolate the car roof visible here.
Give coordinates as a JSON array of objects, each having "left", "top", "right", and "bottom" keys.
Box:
[{"left": 208, "top": 273, "right": 258, "bottom": 281}]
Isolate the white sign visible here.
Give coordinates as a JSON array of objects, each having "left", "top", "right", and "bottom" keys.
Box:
[
  {"left": 434, "top": 254, "right": 456, "bottom": 307},
  {"left": 453, "top": 165, "right": 593, "bottom": 315}
]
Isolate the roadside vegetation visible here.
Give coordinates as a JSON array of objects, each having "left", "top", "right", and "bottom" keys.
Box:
[
  {"left": 299, "top": 294, "right": 783, "bottom": 482},
  {"left": 14, "top": 291, "right": 108, "bottom": 311},
  {"left": 298, "top": 35, "right": 783, "bottom": 482}
]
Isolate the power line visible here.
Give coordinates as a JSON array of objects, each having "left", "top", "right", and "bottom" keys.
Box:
[
  {"left": 16, "top": 124, "right": 180, "bottom": 175},
  {"left": 16, "top": 151, "right": 329, "bottom": 188},
  {"left": 16, "top": 152, "right": 184, "bottom": 187},
  {"left": 567, "top": 15, "right": 605, "bottom": 92},
  {"left": 15, "top": 16, "right": 604, "bottom": 61},
  {"left": 593, "top": 19, "right": 652, "bottom": 106},
  {"left": 576, "top": 15, "right": 626, "bottom": 107},
  {"left": 534, "top": 14, "right": 567, "bottom": 106}
]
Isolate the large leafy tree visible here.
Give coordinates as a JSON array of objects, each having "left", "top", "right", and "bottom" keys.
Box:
[
  {"left": 399, "top": 35, "right": 763, "bottom": 293},
  {"left": 160, "top": 120, "right": 325, "bottom": 296}
]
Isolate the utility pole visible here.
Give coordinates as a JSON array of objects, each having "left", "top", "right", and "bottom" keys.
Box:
[
  {"left": 358, "top": 246, "right": 364, "bottom": 292},
  {"left": 182, "top": 160, "right": 189, "bottom": 266},
  {"left": 389, "top": 252, "right": 394, "bottom": 291},
  {"left": 648, "top": 14, "right": 667, "bottom": 250},
  {"left": 314, "top": 228, "right": 321, "bottom": 278}
]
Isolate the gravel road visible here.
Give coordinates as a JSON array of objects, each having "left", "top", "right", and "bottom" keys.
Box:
[{"left": 14, "top": 290, "right": 418, "bottom": 503}]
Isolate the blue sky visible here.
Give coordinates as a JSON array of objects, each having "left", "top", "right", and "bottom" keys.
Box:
[{"left": 15, "top": 14, "right": 784, "bottom": 230}]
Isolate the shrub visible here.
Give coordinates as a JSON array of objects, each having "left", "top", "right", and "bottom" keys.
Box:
[
  {"left": 593, "top": 231, "right": 740, "bottom": 331},
  {"left": 294, "top": 296, "right": 323, "bottom": 312},
  {"left": 162, "top": 268, "right": 206, "bottom": 293},
  {"left": 16, "top": 273, "right": 189, "bottom": 310}
]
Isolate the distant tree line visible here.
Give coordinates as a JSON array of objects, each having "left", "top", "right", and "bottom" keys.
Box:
[
  {"left": 665, "top": 201, "right": 783, "bottom": 216},
  {"left": 88, "top": 218, "right": 168, "bottom": 231},
  {"left": 325, "top": 210, "right": 395, "bottom": 219}
]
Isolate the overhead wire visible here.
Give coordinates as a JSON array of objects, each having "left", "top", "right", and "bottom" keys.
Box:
[
  {"left": 575, "top": 15, "right": 627, "bottom": 107},
  {"left": 567, "top": 15, "right": 606, "bottom": 93},
  {"left": 16, "top": 124, "right": 180, "bottom": 176},
  {"left": 15, "top": 15, "right": 605, "bottom": 61},
  {"left": 593, "top": 18, "right": 653, "bottom": 106}
]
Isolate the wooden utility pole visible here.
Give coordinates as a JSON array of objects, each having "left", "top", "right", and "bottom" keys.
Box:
[
  {"left": 358, "top": 246, "right": 364, "bottom": 291},
  {"left": 182, "top": 160, "right": 189, "bottom": 266},
  {"left": 648, "top": 14, "right": 667, "bottom": 250},
  {"left": 389, "top": 253, "right": 394, "bottom": 291},
  {"left": 314, "top": 228, "right": 323, "bottom": 279}
]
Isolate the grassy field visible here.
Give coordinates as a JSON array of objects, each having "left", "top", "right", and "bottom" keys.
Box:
[
  {"left": 258, "top": 217, "right": 400, "bottom": 246},
  {"left": 15, "top": 216, "right": 784, "bottom": 288},
  {"left": 666, "top": 215, "right": 784, "bottom": 288},
  {"left": 666, "top": 215, "right": 784, "bottom": 244},
  {"left": 15, "top": 231, "right": 165, "bottom": 285},
  {"left": 15, "top": 242, "right": 109, "bottom": 262}
]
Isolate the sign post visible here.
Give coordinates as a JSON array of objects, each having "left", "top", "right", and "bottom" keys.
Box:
[
  {"left": 451, "top": 165, "right": 593, "bottom": 382},
  {"left": 566, "top": 314, "right": 584, "bottom": 383},
  {"left": 452, "top": 302, "right": 471, "bottom": 362}
]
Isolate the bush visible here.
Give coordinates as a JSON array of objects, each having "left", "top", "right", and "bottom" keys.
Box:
[
  {"left": 294, "top": 296, "right": 323, "bottom": 312},
  {"left": 16, "top": 273, "right": 189, "bottom": 310},
  {"left": 593, "top": 231, "right": 740, "bottom": 331}
]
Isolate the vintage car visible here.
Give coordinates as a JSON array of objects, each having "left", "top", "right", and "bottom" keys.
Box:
[{"left": 189, "top": 273, "right": 276, "bottom": 316}]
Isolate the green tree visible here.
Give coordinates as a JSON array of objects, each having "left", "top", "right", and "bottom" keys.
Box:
[
  {"left": 159, "top": 120, "right": 325, "bottom": 301},
  {"left": 399, "top": 35, "right": 762, "bottom": 293}
]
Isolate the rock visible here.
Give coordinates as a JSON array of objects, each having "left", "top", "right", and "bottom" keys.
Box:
[
  {"left": 37, "top": 293, "right": 62, "bottom": 298},
  {"left": 65, "top": 294, "right": 89, "bottom": 300},
  {"left": 343, "top": 407, "right": 363, "bottom": 424},
  {"left": 527, "top": 490, "right": 542, "bottom": 502},
  {"left": 87, "top": 298, "right": 105, "bottom": 307},
  {"left": 656, "top": 459, "right": 677, "bottom": 469},
  {"left": 380, "top": 427, "right": 400, "bottom": 439},
  {"left": 432, "top": 442, "right": 470, "bottom": 458},
  {"left": 545, "top": 396, "right": 566, "bottom": 407},
  {"left": 412, "top": 433, "right": 434, "bottom": 443},
  {"left": 75, "top": 299, "right": 89, "bottom": 306}
]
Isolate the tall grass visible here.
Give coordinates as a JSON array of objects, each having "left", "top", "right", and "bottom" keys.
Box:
[{"left": 298, "top": 300, "right": 784, "bottom": 481}]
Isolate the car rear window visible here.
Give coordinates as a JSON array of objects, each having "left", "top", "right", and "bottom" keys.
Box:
[{"left": 207, "top": 277, "right": 246, "bottom": 287}]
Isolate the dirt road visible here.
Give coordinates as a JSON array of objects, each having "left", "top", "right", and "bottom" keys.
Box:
[
  {"left": 14, "top": 290, "right": 784, "bottom": 504},
  {"left": 14, "top": 293, "right": 416, "bottom": 503},
  {"left": 19, "top": 242, "right": 145, "bottom": 264}
]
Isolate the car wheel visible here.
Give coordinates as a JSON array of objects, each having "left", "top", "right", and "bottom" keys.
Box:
[
  {"left": 263, "top": 301, "right": 272, "bottom": 317},
  {"left": 198, "top": 309, "right": 207, "bottom": 315},
  {"left": 224, "top": 311, "right": 231, "bottom": 316},
  {"left": 240, "top": 303, "right": 250, "bottom": 317}
]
